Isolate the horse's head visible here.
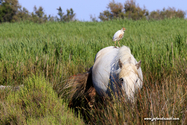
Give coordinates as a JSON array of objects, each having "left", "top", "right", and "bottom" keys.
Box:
[{"left": 118, "top": 59, "right": 142, "bottom": 100}]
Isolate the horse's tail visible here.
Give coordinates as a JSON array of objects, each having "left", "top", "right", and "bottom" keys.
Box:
[{"left": 66, "top": 67, "right": 96, "bottom": 108}]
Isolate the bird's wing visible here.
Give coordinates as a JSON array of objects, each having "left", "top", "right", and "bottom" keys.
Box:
[
  {"left": 113, "top": 30, "right": 121, "bottom": 41},
  {"left": 112, "top": 36, "right": 115, "bottom": 40}
]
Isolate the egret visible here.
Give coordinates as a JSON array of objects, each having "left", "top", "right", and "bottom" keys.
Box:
[{"left": 112, "top": 27, "right": 126, "bottom": 48}]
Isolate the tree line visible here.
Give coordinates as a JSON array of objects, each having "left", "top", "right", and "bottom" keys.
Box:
[
  {"left": 96, "top": 0, "right": 186, "bottom": 21},
  {"left": 0, "top": 0, "right": 75, "bottom": 23},
  {"left": 0, "top": 0, "right": 186, "bottom": 23}
]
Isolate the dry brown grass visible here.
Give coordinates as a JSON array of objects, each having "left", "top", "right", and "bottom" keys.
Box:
[{"left": 63, "top": 62, "right": 187, "bottom": 125}]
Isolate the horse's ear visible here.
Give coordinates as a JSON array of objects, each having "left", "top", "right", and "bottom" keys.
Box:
[
  {"left": 135, "top": 60, "right": 141, "bottom": 69},
  {"left": 118, "top": 59, "right": 123, "bottom": 68}
]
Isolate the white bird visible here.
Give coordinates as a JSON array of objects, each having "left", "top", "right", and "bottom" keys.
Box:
[{"left": 112, "top": 27, "right": 126, "bottom": 48}]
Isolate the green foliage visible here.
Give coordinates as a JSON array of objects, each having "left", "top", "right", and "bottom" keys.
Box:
[
  {"left": 28, "top": 6, "right": 48, "bottom": 23},
  {"left": 34, "top": 6, "right": 44, "bottom": 18},
  {"left": 0, "top": 74, "right": 84, "bottom": 125},
  {"left": 0, "top": 2, "right": 13, "bottom": 22},
  {"left": 0, "top": 0, "right": 48, "bottom": 23},
  {"left": 57, "top": 7, "right": 76, "bottom": 22},
  {"left": 149, "top": 7, "right": 186, "bottom": 20},
  {"left": 99, "top": 1, "right": 125, "bottom": 21},
  {"left": 57, "top": 6, "right": 64, "bottom": 21},
  {"left": 99, "top": 0, "right": 148, "bottom": 21},
  {"left": 0, "top": 0, "right": 21, "bottom": 22},
  {"left": 124, "top": 0, "right": 148, "bottom": 20},
  {"left": 15, "top": 7, "right": 31, "bottom": 21},
  {"left": 0, "top": 0, "right": 75, "bottom": 23}
]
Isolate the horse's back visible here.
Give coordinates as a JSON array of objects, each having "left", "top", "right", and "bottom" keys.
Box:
[{"left": 94, "top": 46, "right": 118, "bottom": 62}]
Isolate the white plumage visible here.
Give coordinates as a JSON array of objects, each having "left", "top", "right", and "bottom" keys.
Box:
[{"left": 112, "top": 27, "right": 126, "bottom": 47}]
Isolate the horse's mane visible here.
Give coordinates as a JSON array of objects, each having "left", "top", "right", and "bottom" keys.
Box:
[
  {"left": 119, "top": 63, "right": 138, "bottom": 77},
  {"left": 117, "top": 46, "right": 139, "bottom": 77},
  {"left": 117, "top": 46, "right": 133, "bottom": 64}
]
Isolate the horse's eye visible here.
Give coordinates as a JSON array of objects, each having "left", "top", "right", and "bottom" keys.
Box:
[
  {"left": 119, "top": 78, "right": 123, "bottom": 82},
  {"left": 136, "top": 79, "right": 138, "bottom": 83}
]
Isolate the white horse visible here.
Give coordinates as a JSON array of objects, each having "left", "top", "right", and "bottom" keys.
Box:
[{"left": 92, "top": 46, "right": 143, "bottom": 100}]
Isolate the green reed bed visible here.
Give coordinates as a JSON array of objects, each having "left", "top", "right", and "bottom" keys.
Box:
[{"left": 0, "top": 19, "right": 186, "bottom": 85}]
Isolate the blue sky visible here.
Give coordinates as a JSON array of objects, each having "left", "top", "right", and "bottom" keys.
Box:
[{"left": 18, "top": 0, "right": 187, "bottom": 21}]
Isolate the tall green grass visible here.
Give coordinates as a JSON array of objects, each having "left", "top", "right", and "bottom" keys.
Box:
[
  {"left": 0, "top": 74, "right": 84, "bottom": 124},
  {"left": 0, "top": 19, "right": 186, "bottom": 124},
  {"left": 0, "top": 19, "right": 186, "bottom": 85}
]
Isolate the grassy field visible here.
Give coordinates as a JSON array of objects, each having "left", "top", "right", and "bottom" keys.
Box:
[{"left": 0, "top": 19, "right": 187, "bottom": 124}]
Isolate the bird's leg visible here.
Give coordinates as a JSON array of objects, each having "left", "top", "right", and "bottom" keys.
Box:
[{"left": 118, "top": 41, "right": 121, "bottom": 47}]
